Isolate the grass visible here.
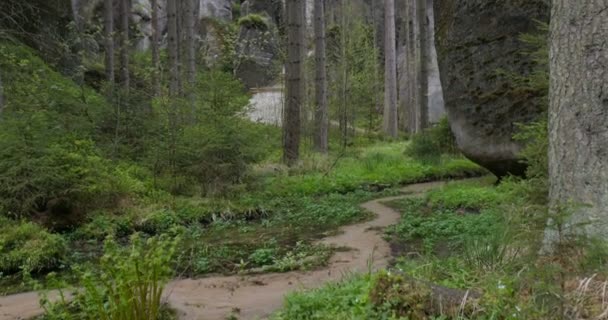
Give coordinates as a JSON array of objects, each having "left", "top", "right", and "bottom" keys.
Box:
[
  {"left": 272, "top": 274, "right": 377, "bottom": 320},
  {"left": 0, "top": 141, "right": 485, "bottom": 295},
  {"left": 272, "top": 178, "right": 608, "bottom": 319}
]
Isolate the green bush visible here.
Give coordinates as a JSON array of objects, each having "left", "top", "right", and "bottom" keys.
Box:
[
  {"left": 0, "top": 218, "right": 66, "bottom": 274},
  {"left": 73, "top": 213, "right": 134, "bottom": 240},
  {"left": 511, "top": 22, "right": 549, "bottom": 201},
  {"left": 0, "top": 43, "right": 140, "bottom": 219},
  {"left": 406, "top": 117, "right": 458, "bottom": 163},
  {"left": 369, "top": 271, "right": 436, "bottom": 319},
  {"left": 237, "top": 14, "right": 269, "bottom": 30},
  {"left": 273, "top": 274, "right": 375, "bottom": 320},
  {"left": 514, "top": 118, "right": 548, "bottom": 202},
  {"left": 42, "top": 233, "right": 179, "bottom": 320},
  {"left": 0, "top": 130, "right": 136, "bottom": 219},
  {"left": 149, "top": 70, "right": 267, "bottom": 196}
]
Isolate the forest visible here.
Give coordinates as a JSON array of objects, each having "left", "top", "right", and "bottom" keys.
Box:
[{"left": 0, "top": 0, "right": 606, "bottom": 319}]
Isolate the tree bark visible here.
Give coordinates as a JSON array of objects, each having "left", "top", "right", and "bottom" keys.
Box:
[
  {"left": 119, "top": 0, "right": 130, "bottom": 93},
  {"left": 167, "top": 0, "right": 181, "bottom": 97},
  {"left": 104, "top": 0, "right": 115, "bottom": 86},
  {"left": 313, "top": 0, "right": 328, "bottom": 153},
  {"left": 406, "top": 0, "right": 419, "bottom": 134},
  {"left": 416, "top": 0, "right": 429, "bottom": 131},
  {"left": 0, "top": 71, "right": 4, "bottom": 118},
  {"left": 383, "top": 0, "right": 398, "bottom": 138},
  {"left": 283, "top": 0, "right": 305, "bottom": 165},
  {"left": 546, "top": 0, "right": 608, "bottom": 241},
  {"left": 425, "top": 0, "right": 445, "bottom": 123},
  {"left": 151, "top": 0, "right": 160, "bottom": 97},
  {"left": 184, "top": 0, "right": 196, "bottom": 88}
]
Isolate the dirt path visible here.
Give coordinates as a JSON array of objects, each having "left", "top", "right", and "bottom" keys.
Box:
[{"left": 0, "top": 180, "right": 448, "bottom": 320}]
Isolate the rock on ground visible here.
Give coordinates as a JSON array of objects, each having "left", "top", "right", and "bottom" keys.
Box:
[{"left": 433, "top": 0, "right": 549, "bottom": 177}]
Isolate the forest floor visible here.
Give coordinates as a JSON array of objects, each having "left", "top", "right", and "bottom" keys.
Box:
[{"left": 0, "top": 180, "right": 460, "bottom": 320}]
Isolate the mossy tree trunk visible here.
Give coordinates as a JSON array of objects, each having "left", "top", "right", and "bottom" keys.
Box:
[
  {"left": 283, "top": 0, "right": 305, "bottom": 165},
  {"left": 547, "top": 0, "right": 608, "bottom": 242}
]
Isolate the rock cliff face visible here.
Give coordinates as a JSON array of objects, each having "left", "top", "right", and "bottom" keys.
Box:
[
  {"left": 235, "top": 0, "right": 282, "bottom": 88},
  {"left": 433, "top": 0, "right": 549, "bottom": 177}
]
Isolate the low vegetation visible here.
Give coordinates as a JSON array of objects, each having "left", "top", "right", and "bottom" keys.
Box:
[{"left": 274, "top": 173, "right": 608, "bottom": 319}]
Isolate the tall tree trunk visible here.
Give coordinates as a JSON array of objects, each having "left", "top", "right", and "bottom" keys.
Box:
[
  {"left": 407, "top": 0, "right": 419, "bottom": 134},
  {"left": 398, "top": 44, "right": 409, "bottom": 132},
  {"left": 151, "top": 0, "right": 160, "bottom": 97},
  {"left": 119, "top": 0, "right": 130, "bottom": 93},
  {"left": 383, "top": 0, "right": 398, "bottom": 138},
  {"left": 184, "top": 0, "right": 196, "bottom": 88},
  {"left": 283, "top": 0, "right": 305, "bottom": 165},
  {"left": 546, "top": 0, "right": 608, "bottom": 242},
  {"left": 425, "top": 0, "right": 445, "bottom": 123},
  {"left": 104, "top": 0, "right": 115, "bottom": 86},
  {"left": 0, "top": 71, "right": 4, "bottom": 118},
  {"left": 167, "top": 0, "right": 181, "bottom": 97},
  {"left": 416, "top": 0, "right": 428, "bottom": 131},
  {"left": 313, "top": 0, "right": 328, "bottom": 153}
]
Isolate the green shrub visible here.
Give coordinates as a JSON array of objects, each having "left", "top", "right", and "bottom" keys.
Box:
[
  {"left": 150, "top": 71, "right": 266, "bottom": 196},
  {"left": 426, "top": 181, "right": 505, "bottom": 210},
  {"left": 249, "top": 248, "right": 277, "bottom": 266},
  {"left": 0, "top": 44, "right": 138, "bottom": 219},
  {"left": 0, "top": 218, "right": 66, "bottom": 274},
  {"left": 73, "top": 214, "right": 134, "bottom": 240},
  {"left": 136, "top": 209, "right": 179, "bottom": 235},
  {"left": 514, "top": 118, "right": 548, "bottom": 202},
  {"left": 237, "top": 14, "right": 269, "bottom": 30},
  {"left": 0, "top": 131, "right": 134, "bottom": 219},
  {"left": 369, "top": 271, "right": 435, "bottom": 319},
  {"left": 386, "top": 197, "right": 502, "bottom": 254},
  {"left": 406, "top": 117, "right": 458, "bottom": 164},
  {"left": 42, "top": 233, "right": 180, "bottom": 320},
  {"left": 273, "top": 274, "right": 375, "bottom": 320},
  {"left": 511, "top": 21, "right": 549, "bottom": 201}
]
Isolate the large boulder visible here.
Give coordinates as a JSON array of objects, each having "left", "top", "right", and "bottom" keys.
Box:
[
  {"left": 234, "top": 16, "right": 281, "bottom": 88},
  {"left": 433, "top": 0, "right": 549, "bottom": 177},
  {"left": 235, "top": 1, "right": 282, "bottom": 88}
]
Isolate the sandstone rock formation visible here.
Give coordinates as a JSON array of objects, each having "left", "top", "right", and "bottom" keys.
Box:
[
  {"left": 433, "top": 0, "right": 549, "bottom": 177},
  {"left": 235, "top": 0, "right": 282, "bottom": 88}
]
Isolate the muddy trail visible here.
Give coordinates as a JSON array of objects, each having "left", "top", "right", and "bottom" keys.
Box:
[{"left": 0, "top": 180, "right": 450, "bottom": 320}]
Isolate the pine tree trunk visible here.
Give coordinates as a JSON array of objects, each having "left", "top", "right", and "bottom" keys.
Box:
[
  {"left": 407, "top": 0, "right": 419, "bottom": 134},
  {"left": 417, "top": 0, "right": 428, "bottom": 131},
  {"left": 119, "top": 0, "right": 130, "bottom": 93},
  {"left": 104, "top": 0, "right": 115, "bottom": 86},
  {"left": 167, "top": 0, "right": 180, "bottom": 97},
  {"left": 425, "top": 0, "right": 445, "bottom": 123},
  {"left": 546, "top": 0, "right": 608, "bottom": 241},
  {"left": 313, "top": 0, "right": 328, "bottom": 153},
  {"left": 151, "top": 0, "right": 160, "bottom": 97},
  {"left": 71, "top": 0, "right": 85, "bottom": 87},
  {"left": 0, "top": 71, "right": 4, "bottom": 118},
  {"left": 184, "top": 0, "right": 196, "bottom": 88},
  {"left": 283, "top": 0, "right": 305, "bottom": 165},
  {"left": 383, "top": 0, "right": 398, "bottom": 138}
]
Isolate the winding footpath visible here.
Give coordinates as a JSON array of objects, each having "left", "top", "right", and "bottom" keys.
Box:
[{"left": 0, "top": 180, "right": 449, "bottom": 320}]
